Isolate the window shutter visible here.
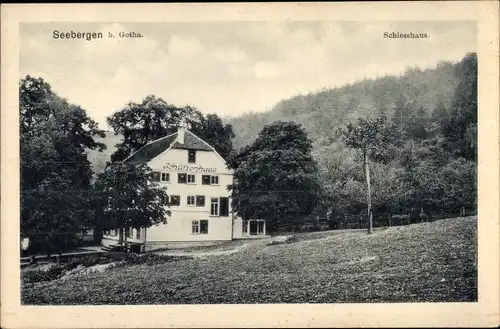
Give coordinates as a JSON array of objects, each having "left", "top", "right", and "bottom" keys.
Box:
[
  {"left": 178, "top": 173, "right": 187, "bottom": 184},
  {"left": 152, "top": 171, "right": 161, "bottom": 182},
  {"left": 220, "top": 197, "right": 229, "bottom": 217},
  {"left": 196, "top": 195, "right": 205, "bottom": 207},
  {"left": 202, "top": 175, "right": 211, "bottom": 185}
]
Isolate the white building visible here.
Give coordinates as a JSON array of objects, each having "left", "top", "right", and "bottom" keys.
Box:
[{"left": 102, "top": 126, "right": 267, "bottom": 250}]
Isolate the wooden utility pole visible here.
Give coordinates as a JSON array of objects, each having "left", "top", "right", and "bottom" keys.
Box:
[
  {"left": 118, "top": 227, "right": 124, "bottom": 245},
  {"left": 364, "top": 150, "right": 373, "bottom": 234}
]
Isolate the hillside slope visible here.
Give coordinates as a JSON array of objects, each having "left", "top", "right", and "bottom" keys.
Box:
[
  {"left": 88, "top": 59, "right": 460, "bottom": 173},
  {"left": 22, "top": 216, "right": 477, "bottom": 304},
  {"left": 226, "top": 61, "right": 458, "bottom": 151},
  {"left": 86, "top": 132, "right": 122, "bottom": 175}
]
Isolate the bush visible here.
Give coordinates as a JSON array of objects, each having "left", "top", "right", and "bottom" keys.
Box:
[
  {"left": 267, "top": 236, "right": 299, "bottom": 246},
  {"left": 113, "top": 253, "right": 189, "bottom": 267},
  {"left": 36, "top": 234, "right": 83, "bottom": 254},
  {"left": 22, "top": 265, "right": 66, "bottom": 283},
  {"left": 22, "top": 252, "right": 191, "bottom": 284},
  {"left": 64, "top": 254, "right": 112, "bottom": 270}
]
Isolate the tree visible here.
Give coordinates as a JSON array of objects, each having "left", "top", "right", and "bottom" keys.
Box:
[
  {"left": 20, "top": 75, "right": 106, "bottom": 253},
  {"left": 436, "top": 158, "right": 477, "bottom": 214},
  {"left": 406, "top": 105, "right": 429, "bottom": 140},
  {"left": 94, "top": 162, "right": 170, "bottom": 245},
  {"left": 397, "top": 140, "right": 442, "bottom": 219},
  {"left": 341, "top": 116, "right": 396, "bottom": 234},
  {"left": 20, "top": 76, "right": 55, "bottom": 135},
  {"left": 191, "top": 113, "right": 235, "bottom": 159},
  {"left": 107, "top": 95, "right": 202, "bottom": 162},
  {"left": 442, "top": 53, "right": 477, "bottom": 161},
  {"left": 315, "top": 143, "right": 364, "bottom": 220},
  {"left": 228, "top": 121, "right": 322, "bottom": 232},
  {"left": 21, "top": 174, "right": 95, "bottom": 254},
  {"left": 107, "top": 95, "right": 235, "bottom": 161}
]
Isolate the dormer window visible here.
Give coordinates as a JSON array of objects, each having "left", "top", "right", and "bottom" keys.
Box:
[{"left": 188, "top": 150, "right": 196, "bottom": 163}]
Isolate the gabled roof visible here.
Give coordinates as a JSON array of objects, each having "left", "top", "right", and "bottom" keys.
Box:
[
  {"left": 171, "top": 130, "right": 213, "bottom": 151},
  {"left": 124, "top": 130, "right": 214, "bottom": 165}
]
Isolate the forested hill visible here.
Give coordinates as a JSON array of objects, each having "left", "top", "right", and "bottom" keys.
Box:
[
  {"left": 226, "top": 60, "right": 458, "bottom": 151},
  {"left": 225, "top": 53, "right": 477, "bottom": 221}
]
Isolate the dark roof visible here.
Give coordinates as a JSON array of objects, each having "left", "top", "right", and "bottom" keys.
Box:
[
  {"left": 124, "top": 130, "right": 213, "bottom": 165},
  {"left": 171, "top": 131, "right": 212, "bottom": 151}
]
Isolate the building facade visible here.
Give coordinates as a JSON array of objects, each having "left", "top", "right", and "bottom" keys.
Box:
[{"left": 102, "top": 126, "right": 267, "bottom": 250}]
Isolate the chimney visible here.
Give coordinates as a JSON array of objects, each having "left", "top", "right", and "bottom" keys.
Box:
[{"left": 177, "top": 120, "right": 187, "bottom": 144}]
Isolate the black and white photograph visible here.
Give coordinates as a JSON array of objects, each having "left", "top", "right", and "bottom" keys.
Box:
[{"left": 2, "top": 2, "right": 499, "bottom": 328}]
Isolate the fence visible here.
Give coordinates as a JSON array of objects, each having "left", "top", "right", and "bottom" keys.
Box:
[
  {"left": 20, "top": 229, "right": 98, "bottom": 257},
  {"left": 269, "top": 209, "right": 477, "bottom": 234}
]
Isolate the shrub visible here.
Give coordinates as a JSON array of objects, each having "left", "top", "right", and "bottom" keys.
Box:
[
  {"left": 267, "top": 236, "right": 299, "bottom": 246},
  {"left": 64, "top": 254, "right": 112, "bottom": 270},
  {"left": 22, "top": 252, "right": 191, "bottom": 284},
  {"left": 22, "top": 265, "right": 66, "bottom": 283},
  {"left": 113, "top": 253, "right": 189, "bottom": 267}
]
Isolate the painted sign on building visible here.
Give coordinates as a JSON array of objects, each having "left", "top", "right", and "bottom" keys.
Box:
[{"left": 162, "top": 163, "right": 217, "bottom": 173}]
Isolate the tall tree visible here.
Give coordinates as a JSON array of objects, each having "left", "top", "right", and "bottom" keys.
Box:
[
  {"left": 442, "top": 53, "right": 477, "bottom": 161},
  {"left": 407, "top": 105, "right": 429, "bottom": 140},
  {"left": 191, "top": 113, "right": 235, "bottom": 160},
  {"left": 94, "top": 163, "right": 170, "bottom": 245},
  {"left": 107, "top": 95, "right": 234, "bottom": 161},
  {"left": 228, "top": 121, "right": 322, "bottom": 232},
  {"left": 341, "top": 116, "right": 396, "bottom": 234},
  {"left": 20, "top": 75, "right": 106, "bottom": 253},
  {"left": 107, "top": 95, "right": 203, "bottom": 162}
]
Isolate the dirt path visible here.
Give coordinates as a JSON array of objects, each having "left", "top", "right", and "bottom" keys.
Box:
[{"left": 151, "top": 237, "right": 277, "bottom": 257}]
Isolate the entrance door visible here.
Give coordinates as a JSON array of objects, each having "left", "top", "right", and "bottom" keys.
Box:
[
  {"left": 257, "top": 221, "right": 265, "bottom": 235},
  {"left": 249, "top": 221, "right": 258, "bottom": 235}
]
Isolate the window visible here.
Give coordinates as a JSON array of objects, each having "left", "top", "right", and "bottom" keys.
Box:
[
  {"left": 152, "top": 171, "right": 161, "bottom": 182},
  {"left": 125, "top": 227, "right": 131, "bottom": 238},
  {"left": 219, "top": 197, "right": 229, "bottom": 217},
  {"left": 196, "top": 195, "right": 205, "bottom": 207},
  {"left": 210, "top": 175, "right": 219, "bottom": 185},
  {"left": 242, "top": 220, "right": 248, "bottom": 234},
  {"left": 192, "top": 220, "right": 209, "bottom": 234},
  {"left": 170, "top": 195, "right": 181, "bottom": 206},
  {"left": 210, "top": 198, "right": 219, "bottom": 216},
  {"left": 192, "top": 220, "right": 199, "bottom": 234},
  {"left": 187, "top": 195, "right": 195, "bottom": 206},
  {"left": 200, "top": 220, "right": 208, "bottom": 234},
  {"left": 136, "top": 228, "right": 141, "bottom": 240},
  {"left": 178, "top": 173, "right": 187, "bottom": 184},
  {"left": 161, "top": 173, "right": 170, "bottom": 182},
  {"left": 249, "top": 221, "right": 265, "bottom": 236},
  {"left": 187, "top": 174, "right": 196, "bottom": 184},
  {"left": 249, "top": 221, "right": 257, "bottom": 236},
  {"left": 258, "top": 221, "right": 265, "bottom": 235},
  {"left": 188, "top": 150, "right": 196, "bottom": 163},
  {"left": 202, "top": 175, "right": 219, "bottom": 185}
]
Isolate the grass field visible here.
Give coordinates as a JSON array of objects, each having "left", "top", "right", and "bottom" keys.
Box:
[{"left": 21, "top": 216, "right": 477, "bottom": 304}]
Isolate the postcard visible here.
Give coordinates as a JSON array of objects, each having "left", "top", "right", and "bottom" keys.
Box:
[{"left": 1, "top": 2, "right": 499, "bottom": 328}]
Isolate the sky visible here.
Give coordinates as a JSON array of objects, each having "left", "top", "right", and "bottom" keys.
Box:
[{"left": 19, "top": 21, "right": 476, "bottom": 128}]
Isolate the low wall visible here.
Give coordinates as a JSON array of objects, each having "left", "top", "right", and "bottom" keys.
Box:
[{"left": 145, "top": 240, "right": 229, "bottom": 252}]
